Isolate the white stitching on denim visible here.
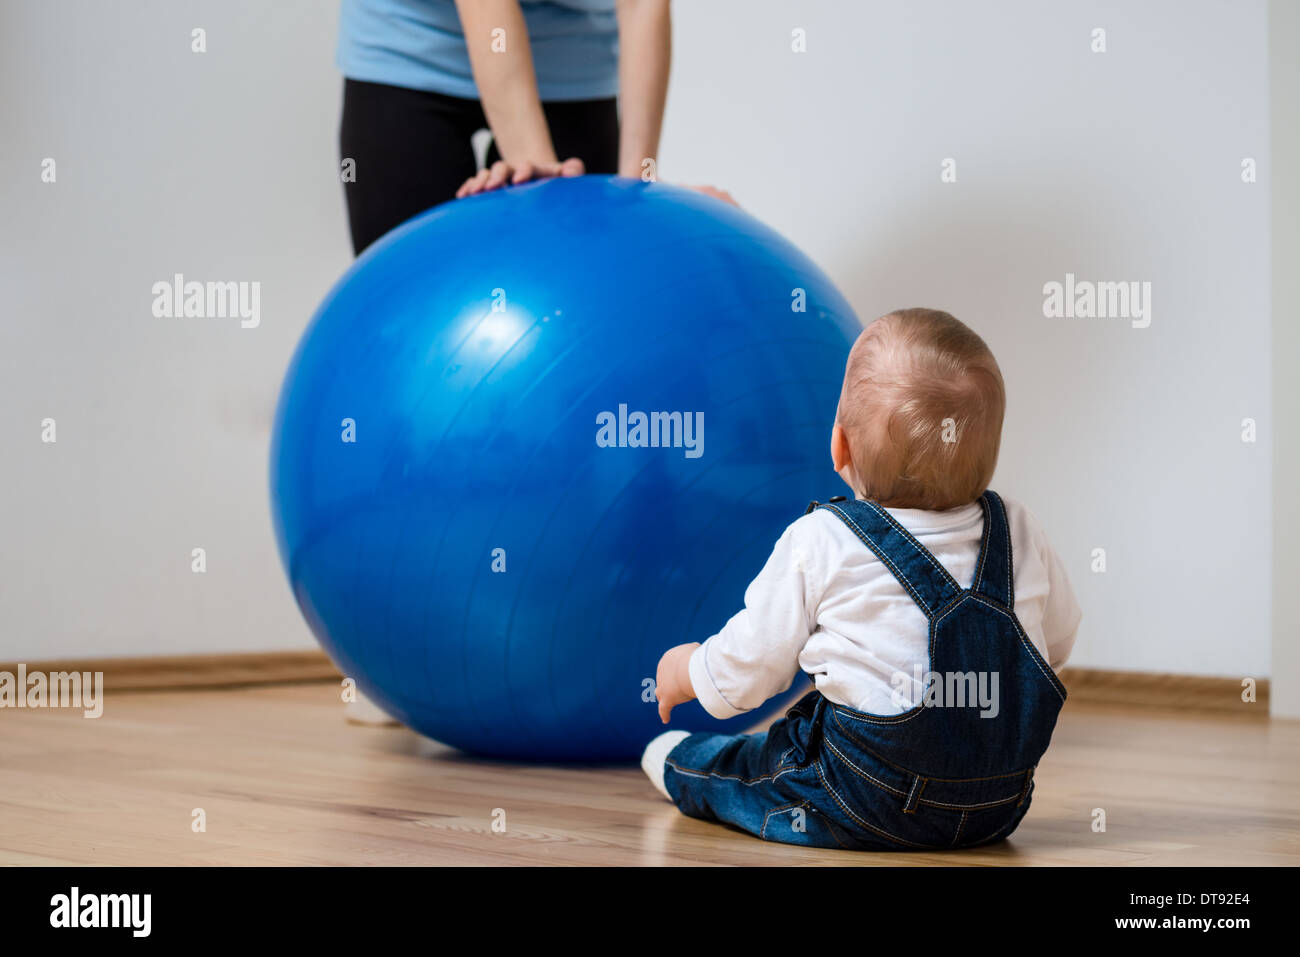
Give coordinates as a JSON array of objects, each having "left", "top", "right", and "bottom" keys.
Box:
[
  {"left": 812, "top": 595, "right": 962, "bottom": 728},
  {"left": 972, "top": 494, "right": 992, "bottom": 591},
  {"left": 997, "top": 492, "right": 1014, "bottom": 607},
  {"left": 760, "top": 801, "right": 804, "bottom": 840},
  {"left": 920, "top": 794, "right": 1022, "bottom": 810},
  {"left": 822, "top": 736, "right": 908, "bottom": 795},
  {"left": 831, "top": 695, "right": 929, "bottom": 727},
  {"left": 823, "top": 721, "right": 1031, "bottom": 784},
  {"left": 825, "top": 494, "right": 1012, "bottom": 621},
  {"left": 665, "top": 758, "right": 803, "bottom": 787},
  {"left": 814, "top": 760, "right": 931, "bottom": 848},
  {"left": 931, "top": 591, "right": 1065, "bottom": 701},
  {"left": 825, "top": 735, "right": 1023, "bottom": 809},
  {"left": 952, "top": 810, "right": 968, "bottom": 846},
  {"left": 864, "top": 499, "right": 963, "bottom": 591},
  {"left": 964, "top": 593, "right": 1066, "bottom": 702},
  {"left": 760, "top": 801, "right": 850, "bottom": 849},
  {"left": 821, "top": 596, "right": 1062, "bottom": 751},
  {"left": 823, "top": 504, "right": 932, "bottom": 613},
  {"left": 905, "top": 774, "right": 922, "bottom": 808}
]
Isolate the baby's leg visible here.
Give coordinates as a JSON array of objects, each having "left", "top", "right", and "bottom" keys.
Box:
[{"left": 642, "top": 693, "right": 853, "bottom": 848}]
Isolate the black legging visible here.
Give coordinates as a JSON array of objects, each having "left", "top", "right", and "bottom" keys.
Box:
[{"left": 339, "top": 78, "right": 620, "bottom": 255}]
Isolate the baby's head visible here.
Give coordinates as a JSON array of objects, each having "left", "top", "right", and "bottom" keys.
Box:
[{"left": 832, "top": 308, "right": 1005, "bottom": 510}]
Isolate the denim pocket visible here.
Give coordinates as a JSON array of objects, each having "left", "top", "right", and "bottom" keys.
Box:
[{"left": 760, "top": 800, "right": 854, "bottom": 849}]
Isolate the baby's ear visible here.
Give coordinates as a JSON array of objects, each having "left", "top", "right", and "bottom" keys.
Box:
[
  {"left": 830, "top": 423, "right": 859, "bottom": 495},
  {"left": 830, "top": 422, "right": 850, "bottom": 472}
]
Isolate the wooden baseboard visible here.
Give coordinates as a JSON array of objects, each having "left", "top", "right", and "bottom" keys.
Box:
[
  {"left": 0, "top": 650, "right": 342, "bottom": 692},
  {"left": 0, "top": 652, "right": 1269, "bottom": 714},
  {"left": 1057, "top": 667, "right": 1268, "bottom": 715}
]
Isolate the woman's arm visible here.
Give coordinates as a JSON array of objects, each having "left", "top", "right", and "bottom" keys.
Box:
[
  {"left": 615, "top": 0, "right": 672, "bottom": 179},
  {"left": 454, "top": 0, "right": 561, "bottom": 183}
]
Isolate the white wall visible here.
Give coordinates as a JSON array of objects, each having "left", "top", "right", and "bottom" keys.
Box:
[
  {"left": 1, "top": 0, "right": 1273, "bottom": 679},
  {"left": 662, "top": 0, "right": 1272, "bottom": 677},
  {"left": 0, "top": 0, "right": 346, "bottom": 658}
]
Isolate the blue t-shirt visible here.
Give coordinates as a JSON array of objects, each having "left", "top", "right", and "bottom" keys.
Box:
[{"left": 338, "top": 0, "right": 619, "bottom": 102}]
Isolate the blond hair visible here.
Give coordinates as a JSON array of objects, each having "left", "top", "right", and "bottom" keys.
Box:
[{"left": 836, "top": 308, "right": 1005, "bottom": 510}]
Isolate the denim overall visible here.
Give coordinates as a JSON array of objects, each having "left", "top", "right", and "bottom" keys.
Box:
[{"left": 663, "top": 490, "right": 1067, "bottom": 851}]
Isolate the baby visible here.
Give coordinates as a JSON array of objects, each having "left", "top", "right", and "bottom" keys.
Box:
[{"left": 643, "top": 308, "right": 1081, "bottom": 851}]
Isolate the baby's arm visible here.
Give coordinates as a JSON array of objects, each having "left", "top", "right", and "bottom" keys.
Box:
[
  {"left": 1038, "top": 536, "right": 1082, "bottom": 671},
  {"left": 655, "top": 520, "right": 818, "bottom": 722}
]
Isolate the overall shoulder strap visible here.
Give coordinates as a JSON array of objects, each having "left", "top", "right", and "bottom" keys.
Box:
[
  {"left": 970, "top": 490, "right": 1014, "bottom": 608},
  {"left": 810, "top": 497, "right": 963, "bottom": 618}
]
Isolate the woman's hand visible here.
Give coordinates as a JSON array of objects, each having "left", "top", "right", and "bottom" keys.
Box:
[
  {"left": 683, "top": 184, "right": 738, "bottom": 207},
  {"left": 655, "top": 641, "right": 700, "bottom": 723},
  {"left": 456, "top": 157, "right": 586, "bottom": 198},
  {"left": 454, "top": 0, "right": 568, "bottom": 198}
]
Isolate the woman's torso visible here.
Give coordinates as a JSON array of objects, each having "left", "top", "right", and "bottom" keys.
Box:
[{"left": 337, "top": 0, "right": 619, "bottom": 102}]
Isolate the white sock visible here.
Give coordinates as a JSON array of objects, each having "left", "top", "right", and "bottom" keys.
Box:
[{"left": 642, "top": 730, "right": 691, "bottom": 801}]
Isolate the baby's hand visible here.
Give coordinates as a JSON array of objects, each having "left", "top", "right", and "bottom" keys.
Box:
[{"left": 655, "top": 642, "right": 700, "bottom": 723}]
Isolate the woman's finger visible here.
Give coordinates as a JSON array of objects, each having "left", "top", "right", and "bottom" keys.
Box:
[
  {"left": 461, "top": 158, "right": 582, "bottom": 198},
  {"left": 465, "top": 168, "right": 493, "bottom": 196},
  {"left": 511, "top": 161, "right": 535, "bottom": 184},
  {"left": 485, "top": 160, "right": 512, "bottom": 190}
]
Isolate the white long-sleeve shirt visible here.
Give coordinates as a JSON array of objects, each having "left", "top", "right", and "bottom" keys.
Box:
[{"left": 688, "top": 495, "right": 1082, "bottom": 719}]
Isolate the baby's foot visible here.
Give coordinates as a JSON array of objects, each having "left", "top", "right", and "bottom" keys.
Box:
[{"left": 641, "top": 730, "right": 690, "bottom": 801}]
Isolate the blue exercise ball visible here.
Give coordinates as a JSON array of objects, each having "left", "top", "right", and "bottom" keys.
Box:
[{"left": 270, "top": 176, "right": 860, "bottom": 761}]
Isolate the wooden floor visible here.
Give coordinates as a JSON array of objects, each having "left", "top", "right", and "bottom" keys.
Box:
[{"left": 2, "top": 683, "right": 1297, "bottom": 866}]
